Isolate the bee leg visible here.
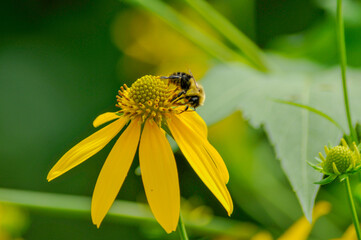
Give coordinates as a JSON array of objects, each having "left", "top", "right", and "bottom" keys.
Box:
[
  {"left": 171, "top": 96, "right": 183, "bottom": 103},
  {"left": 171, "top": 91, "right": 186, "bottom": 102},
  {"left": 179, "top": 105, "right": 189, "bottom": 113},
  {"left": 177, "top": 90, "right": 186, "bottom": 98}
]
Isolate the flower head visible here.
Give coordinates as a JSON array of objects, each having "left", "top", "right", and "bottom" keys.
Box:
[
  {"left": 47, "top": 75, "right": 233, "bottom": 233},
  {"left": 309, "top": 138, "right": 361, "bottom": 185}
]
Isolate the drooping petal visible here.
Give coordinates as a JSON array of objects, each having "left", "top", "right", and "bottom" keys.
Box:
[
  {"left": 167, "top": 115, "right": 233, "bottom": 215},
  {"left": 91, "top": 117, "right": 141, "bottom": 227},
  {"left": 93, "top": 112, "right": 121, "bottom": 128},
  {"left": 250, "top": 231, "right": 273, "bottom": 240},
  {"left": 278, "top": 201, "right": 331, "bottom": 240},
  {"left": 47, "top": 117, "right": 128, "bottom": 181},
  {"left": 139, "top": 120, "right": 180, "bottom": 233},
  {"left": 203, "top": 141, "right": 229, "bottom": 183},
  {"left": 177, "top": 113, "right": 229, "bottom": 183},
  {"left": 177, "top": 111, "right": 207, "bottom": 138},
  {"left": 336, "top": 225, "right": 357, "bottom": 240}
]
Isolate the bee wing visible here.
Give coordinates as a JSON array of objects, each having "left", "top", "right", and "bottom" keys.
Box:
[
  {"left": 188, "top": 69, "right": 199, "bottom": 90},
  {"left": 160, "top": 74, "right": 182, "bottom": 80}
]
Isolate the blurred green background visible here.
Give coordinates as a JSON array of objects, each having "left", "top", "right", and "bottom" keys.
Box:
[{"left": 1, "top": 0, "right": 361, "bottom": 239}]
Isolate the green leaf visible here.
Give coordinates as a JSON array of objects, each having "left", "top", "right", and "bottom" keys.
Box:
[
  {"left": 273, "top": 99, "right": 345, "bottom": 133},
  {"left": 183, "top": 0, "right": 267, "bottom": 71},
  {"left": 307, "top": 161, "right": 322, "bottom": 172},
  {"left": 198, "top": 54, "right": 361, "bottom": 220},
  {"left": 124, "top": 0, "right": 251, "bottom": 65},
  {"left": 314, "top": 175, "right": 337, "bottom": 185}
]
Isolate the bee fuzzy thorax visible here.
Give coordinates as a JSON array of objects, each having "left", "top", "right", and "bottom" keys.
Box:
[{"left": 164, "top": 72, "right": 193, "bottom": 89}]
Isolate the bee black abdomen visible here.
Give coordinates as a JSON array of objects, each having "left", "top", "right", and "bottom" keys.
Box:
[
  {"left": 180, "top": 79, "right": 191, "bottom": 90},
  {"left": 168, "top": 72, "right": 192, "bottom": 91}
]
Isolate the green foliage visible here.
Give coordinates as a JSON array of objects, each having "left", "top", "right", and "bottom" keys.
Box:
[
  {"left": 198, "top": 54, "right": 361, "bottom": 220},
  {"left": 125, "top": 0, "right": 249, "bottom": 64},
  {"left": 314, "top": 175, "right": 337, "bottom": 185},
  {"left": 3, "top": 0, "right": 361, "bottom": 238},
  {"left": 270, "top": 0, "right": 361, "bottom": 68},
  {"left": 0, "top": 188, "right": 259, "bottom": 239},
  {"left": 317, "top": 0, "right": 361, "bottom": 25},
  {"left": 274, "top": 100, "right": 345, "bottom": 132},
  {"left": 182, "top": 0, "right": 267, "bottom": 71}
]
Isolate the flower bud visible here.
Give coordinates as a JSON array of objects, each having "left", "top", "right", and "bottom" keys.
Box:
[
  {"left": 309, "top": 138, "right": 361, "bottom": 185},
  {"left": 322, "top": 146, "right": 354, "bottom": 175}
]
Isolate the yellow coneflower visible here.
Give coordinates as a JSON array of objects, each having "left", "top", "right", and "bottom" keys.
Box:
[{"left": 47, "top": 75, "right": 233, "bottom": 233}]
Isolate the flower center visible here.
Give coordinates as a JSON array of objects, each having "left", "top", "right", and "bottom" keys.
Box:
[
  {"left": 323, "top": 146, "right": 354, "bottom": 174},
  {"left": 129, "top": 75, "right": 168, "bottom": 105},
  {"left": 116, "top": 75, "right": 183, "bottom": 125}
]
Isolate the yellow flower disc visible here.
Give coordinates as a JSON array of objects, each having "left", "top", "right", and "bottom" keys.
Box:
[
  {"left": 128, "top": 76, "right": 168, "bottom": 104},
  {"left": 116, "top": 75, "right": 182, "bottom": 125},
  {"left": 323, "top": 146, "right": 354, "bottom": 174}
]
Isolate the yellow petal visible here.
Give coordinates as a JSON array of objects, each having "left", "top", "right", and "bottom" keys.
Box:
[
  {"left": 250, "top": 231, "right": 273, "bottom": 240},
  {"left": 93, "top": 112, "right": 121, "bottom": 128},
  {"left": 333, "top": 225, "right": 357, "bottom": 240},
  {"left": 177, "top": 111, "right": 207, "bottom": 138},
  {"left": 47, "top": 117, "right": 128, "bottom": 181},
  {"left": 91, "top": 118, "right": 141, "bottom": 227},
  {"left": 203, "top": 141, "right": 229, "bottom": 183},
  {"left": 139, "top": 120, "right": 180, "bottom": 233},
  {"left": 177, "top": 112, "right": 229, "bottom": 183},
  {"left": 167, "top": 115, "right": 233, "bottom": 215},
  {"left": 279, "top": 201, "right": 331, "bottom": 240}
]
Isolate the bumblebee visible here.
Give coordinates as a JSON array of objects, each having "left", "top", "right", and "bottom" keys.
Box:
[{"left": 161, "top": 72, "right": 205, "bottom": 110}]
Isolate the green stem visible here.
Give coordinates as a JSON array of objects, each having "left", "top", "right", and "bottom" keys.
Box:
[
  {"left": 336, "top": 0, "right": 358, "bottom": 143},
  {"left": 345, "top": 176, "right": 361, "bottom": 240},
  {"left": 0, "top": 188, "right": 259, "bottom": 238},
  {"left": 177, "top": 213, "right": 189, "bottom": 240}
]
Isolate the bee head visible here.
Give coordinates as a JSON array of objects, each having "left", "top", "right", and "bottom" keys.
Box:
[{"left": 185, "top": 84, "right": 205, "bottom": 109}]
